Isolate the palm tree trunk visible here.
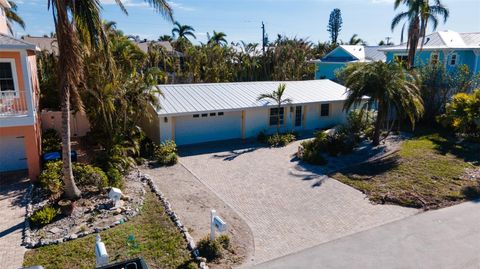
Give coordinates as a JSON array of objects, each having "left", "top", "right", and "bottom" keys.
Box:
[
  {"left": 372, "top": 103, "right": 384, "bottom": 146},
  {"left": 61, "top": 84, "right": 81, "bottom": 199},
  {"left": 55, "top": 0, "right": 81, "bottom": 199},
  {"left": 407, "top": 17, "right": 420, "bottom": 69}
]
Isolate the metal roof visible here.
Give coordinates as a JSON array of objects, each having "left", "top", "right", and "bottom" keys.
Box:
[
  {"left": 155, "top": 80, "right": 349, "bottom": 116},
  {"left": 23, "top": 37, "right": 58, "bottom": 54},
  {"left": 380, "top": 30, "right": 480, "bottom": 51},
  {"left": 0, "top": 34, "right": 37, "bottom": 50},
  {"left": 364, "top": 46, "right": 386, "bottom": 62}
]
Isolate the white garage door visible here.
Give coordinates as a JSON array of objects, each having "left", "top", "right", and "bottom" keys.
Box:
[
  {"left": 0, "top": 136, "right": 28, "bottom": 172},
  {"left": 175, "top": 111, "right": 242, "bottom": 145}
]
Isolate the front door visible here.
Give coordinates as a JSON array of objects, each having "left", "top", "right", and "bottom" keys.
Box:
[{"left": 294, "top": 106, "right": 302, "bottom": 128}]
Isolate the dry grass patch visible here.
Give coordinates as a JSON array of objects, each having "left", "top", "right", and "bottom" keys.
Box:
[{"left": 332, "top": 132, "right": 480, "bottom": 209}]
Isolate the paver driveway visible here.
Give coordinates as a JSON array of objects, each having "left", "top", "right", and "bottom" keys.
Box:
[
  {"left": 0, "top": 174, "right": 28, "bottom": 269},
  {"left": 179, "top": 139, "right": 418, "bottom": 264}
]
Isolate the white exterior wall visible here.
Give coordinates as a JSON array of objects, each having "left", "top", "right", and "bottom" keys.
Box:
[
  {"left": 159, "top": 116, "right": 174, "bottom": 142},
  {"left": 154, "top": 101, "right": 348, "bottom": 145}
]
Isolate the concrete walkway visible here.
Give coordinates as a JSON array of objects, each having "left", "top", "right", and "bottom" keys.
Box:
[
  {"left": 254, "top": 201, "right": 480, "bottom": 269},
  {"left": 0, "top": 175, "right": 28, "bottom": 269}
]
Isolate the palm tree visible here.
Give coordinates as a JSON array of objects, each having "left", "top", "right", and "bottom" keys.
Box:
[
  {"left": 158, "top": 34, "right": 173, "bottom": 42},
  {"left": 5, "top": 1, "right": 25, "bottom": 34},
  {"left": 47, "top": 0, "right": 172, "bottom": 199},
  {"left": 208, "top": 31, "right": 227, "bottom": 46},
  {"left": 391, "top": 0, "right": 449, "bottom": 68},
  {"left": 338, "top": 61, "right": 424, "bottom": 145},
  {"left": 257, "top": 83, "right": 292, "bottom": 134},
  {"left": 347, "top": 34, "right": 366, "bottom": 45},
  {"left": 171, "top": 22, "right": 196, "bottom": 41}
]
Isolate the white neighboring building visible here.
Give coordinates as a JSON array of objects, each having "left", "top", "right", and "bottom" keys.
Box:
[{"left": 143, "top": 80, "right": 351, "bottom": 146}]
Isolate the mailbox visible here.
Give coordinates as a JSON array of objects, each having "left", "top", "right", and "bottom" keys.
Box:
[{"left": 213, "top": 216, "right": 227, "bottom": 232}]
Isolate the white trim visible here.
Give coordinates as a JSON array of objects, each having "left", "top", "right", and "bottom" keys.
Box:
[
  {"left": 20, "top": 50, "right": 34, "bottom": 117},
  {"left": 0, "top": 58, "right": 20, "bottom": 93},
  {"left": 448, "top": 52, "right": 459, "bottom": 67}
]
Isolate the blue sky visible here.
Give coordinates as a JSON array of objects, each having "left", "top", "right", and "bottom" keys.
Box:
[{"left": 15, "top": 0, "right": 480, "bottom": 45}]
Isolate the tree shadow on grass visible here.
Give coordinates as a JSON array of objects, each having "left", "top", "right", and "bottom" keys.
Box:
[
  {"left": 462, "top": 184, "right": 480, "bottom": 202},
  {"left": 334, "top": 153, "right": 402, "bottom": 179}
]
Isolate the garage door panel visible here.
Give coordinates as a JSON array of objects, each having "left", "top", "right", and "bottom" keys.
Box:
[
  {"left": 0, "top": 136, "right": 28, "bottom": 172},
  {"left": 175, "top": 111, "right": 242, "bottom": 145}
]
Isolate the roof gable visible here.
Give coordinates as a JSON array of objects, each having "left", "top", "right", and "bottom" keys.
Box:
[{"left": 0, "top": 34, "right": 37, "bottom": 50}]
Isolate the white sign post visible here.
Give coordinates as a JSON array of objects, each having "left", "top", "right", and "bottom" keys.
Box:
[
  {"left": 95, "top": 234, "right": 109, "bottom": 267},
  {"left": 210, "top": 209, "right": 227, "bottom": 241}
]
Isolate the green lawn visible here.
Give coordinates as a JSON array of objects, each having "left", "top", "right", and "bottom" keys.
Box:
[
  {"left": 332, "top": 131, "right": 480, "bottom": 209},
  {"left": 23, "top": 192, "right": 197, "bottom": 269}
]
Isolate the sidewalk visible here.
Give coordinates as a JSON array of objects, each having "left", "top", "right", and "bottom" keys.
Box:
[
  {"left": 0, "top": 175, "right": 28, "bottom": 269},
  {"left": 255, "top": 201, "right": 480, "bottom": 269}
]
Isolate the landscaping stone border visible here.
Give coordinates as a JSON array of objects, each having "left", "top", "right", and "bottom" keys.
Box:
[
  {"left": 23, "top": 173, "right": 146, "bottom": 248},
  {"left": 137, "top": 169, "right": 209, "bottom": 269}
]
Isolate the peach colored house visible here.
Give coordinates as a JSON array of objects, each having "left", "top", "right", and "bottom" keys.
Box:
[{"left": 0, "top": 2, "right": 42, "bottom": 180}]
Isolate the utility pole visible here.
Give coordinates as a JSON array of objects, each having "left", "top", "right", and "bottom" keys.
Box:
[{"left": 262, "top": 21, "right": 266, "bottom": 55}]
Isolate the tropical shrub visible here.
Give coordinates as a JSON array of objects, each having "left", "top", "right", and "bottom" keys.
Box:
[
  {"left": 437, "top": 89, "right": 480, "bottom": 139},
  {"left": 40, "top": 161, "right": 109, "bottom": 194},
  {"left": 39, "top": 161, "right": 63, "bottom": 195},
  {"left": 197, "top": 237, "right": 223, "bottom": 262},
  {"left": 106, "top": 167, "right": 124, "bottom": 189},
  {"left": 30, "top": 206, "right": 59, "bottom": 227},
  {"left": 72, "top": 163, "right": 108, "bottom": 191},
  {"left": 42, "top": 129, "right": 61, "bottom": 153},
  {"left": 216, "top": 234, "right": 231, "bottom": 250},
  {"left": 266, "top": 133, "right": 296, "bottom": 147},
  {"left": 154, "top": 140, "right": 178, "bottom": 166}
]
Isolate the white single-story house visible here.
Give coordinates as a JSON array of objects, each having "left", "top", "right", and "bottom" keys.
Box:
[{"left": 142, "top": 79, "right": 351, "bottom": 146}]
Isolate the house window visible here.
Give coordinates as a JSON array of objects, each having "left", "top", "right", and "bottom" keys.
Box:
[
  {"left": 210, "top": 113, "right": 216, "bottom": 116},
  {"left": 320, "top": 104, "right": 330, "bottom": 117},
  {"left": 193, "top": 114, "right": 199, "bottom": 118},
  {"left": 164, "top": 117, "right": 168, "bottom": 123},
  {"left": 0, "top": 62, "right": 15, "bottom": 92},
  {"left": 295, "top": 106, "right": 302, "bottom": 127},
  {"left": 201, "top": 113, "right": 208, "bottom": 117},
  {"left": 449, "top": 53, "right": 458, "bottom": 66},
  {"left": 269, "top": 107, "right": 284, "bottom": 126},
  {"left": 430, "top": 53, "right": 439, "bottom": 65},
  {"left": 218, "top": 112, "right": 224, "bottom": 116}
]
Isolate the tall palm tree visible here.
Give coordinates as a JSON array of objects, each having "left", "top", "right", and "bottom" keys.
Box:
[
  {"left": 5, "top": 1, "right": 25, "bottom": 34},
  {"left": 339, "top": 61, "right": 424, "bottom": 145},
  {"left": 391, "top": 0, "right": 449, "bottom": 68},
  {"left": 171, "top": 21, "right": 196, "bottom": 41},
  {"left": 208, "top": 31, "right": 227, "bottom": 46},
  {"left": 257, "top": 83, "right": 292, "bottom": 134},
  {"left": 47, "top": 0, "right": 172, "bottom": 199}
]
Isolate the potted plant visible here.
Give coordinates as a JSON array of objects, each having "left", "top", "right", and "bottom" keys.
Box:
[{"left": 58, "top": 199, "right": 76, "bottom": 216}]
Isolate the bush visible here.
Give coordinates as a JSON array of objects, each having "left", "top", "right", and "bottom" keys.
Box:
[
  {"left": 197, "top": 237, "right": 223, "bottom": 261},
  {"left": 106, "top": 167, "right": 124, "bottom": 189},
  {"left": 42, "top": 129, "right": 61, "bottom": 153},
  {"left": 39, "top": 161, "right": 109, "bottom": 194},
  {"left": 30, "top": 206, "right": 59, "bottom": 227},
  {"left": 39, "top": 161, "right": 63, "bottom": 195},
  {"left": 343, "top": 110, "right": 376, "bottom": 140},
  {"left": 301, "top": 140, "right": 327, "bottom": 165},
  {"left": 216, "top": 234, "right": 230, "bottom": 250},
  {"left": 155, "top": 140, "right": 178, "bottom": 166},
  {"left": 437, "top": 89, "right": 480, "bottom": 139},
  {"left": 72, "top": 163, "right": 108, "bottom": 190},
  {"left": 261, "top": 132, "right": 296, "bottom": 147}
]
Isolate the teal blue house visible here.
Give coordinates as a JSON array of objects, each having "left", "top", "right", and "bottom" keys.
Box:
[
  {"left": 380, "top": 30, "right": 480, "bottom": 75},
  {"left": 312, "top": 45, "right": 386, "bottom": 80}
]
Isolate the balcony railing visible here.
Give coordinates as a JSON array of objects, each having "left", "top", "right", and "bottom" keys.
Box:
[{"left": 0, "top": 90, "right": 29, "bottom": 117}]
